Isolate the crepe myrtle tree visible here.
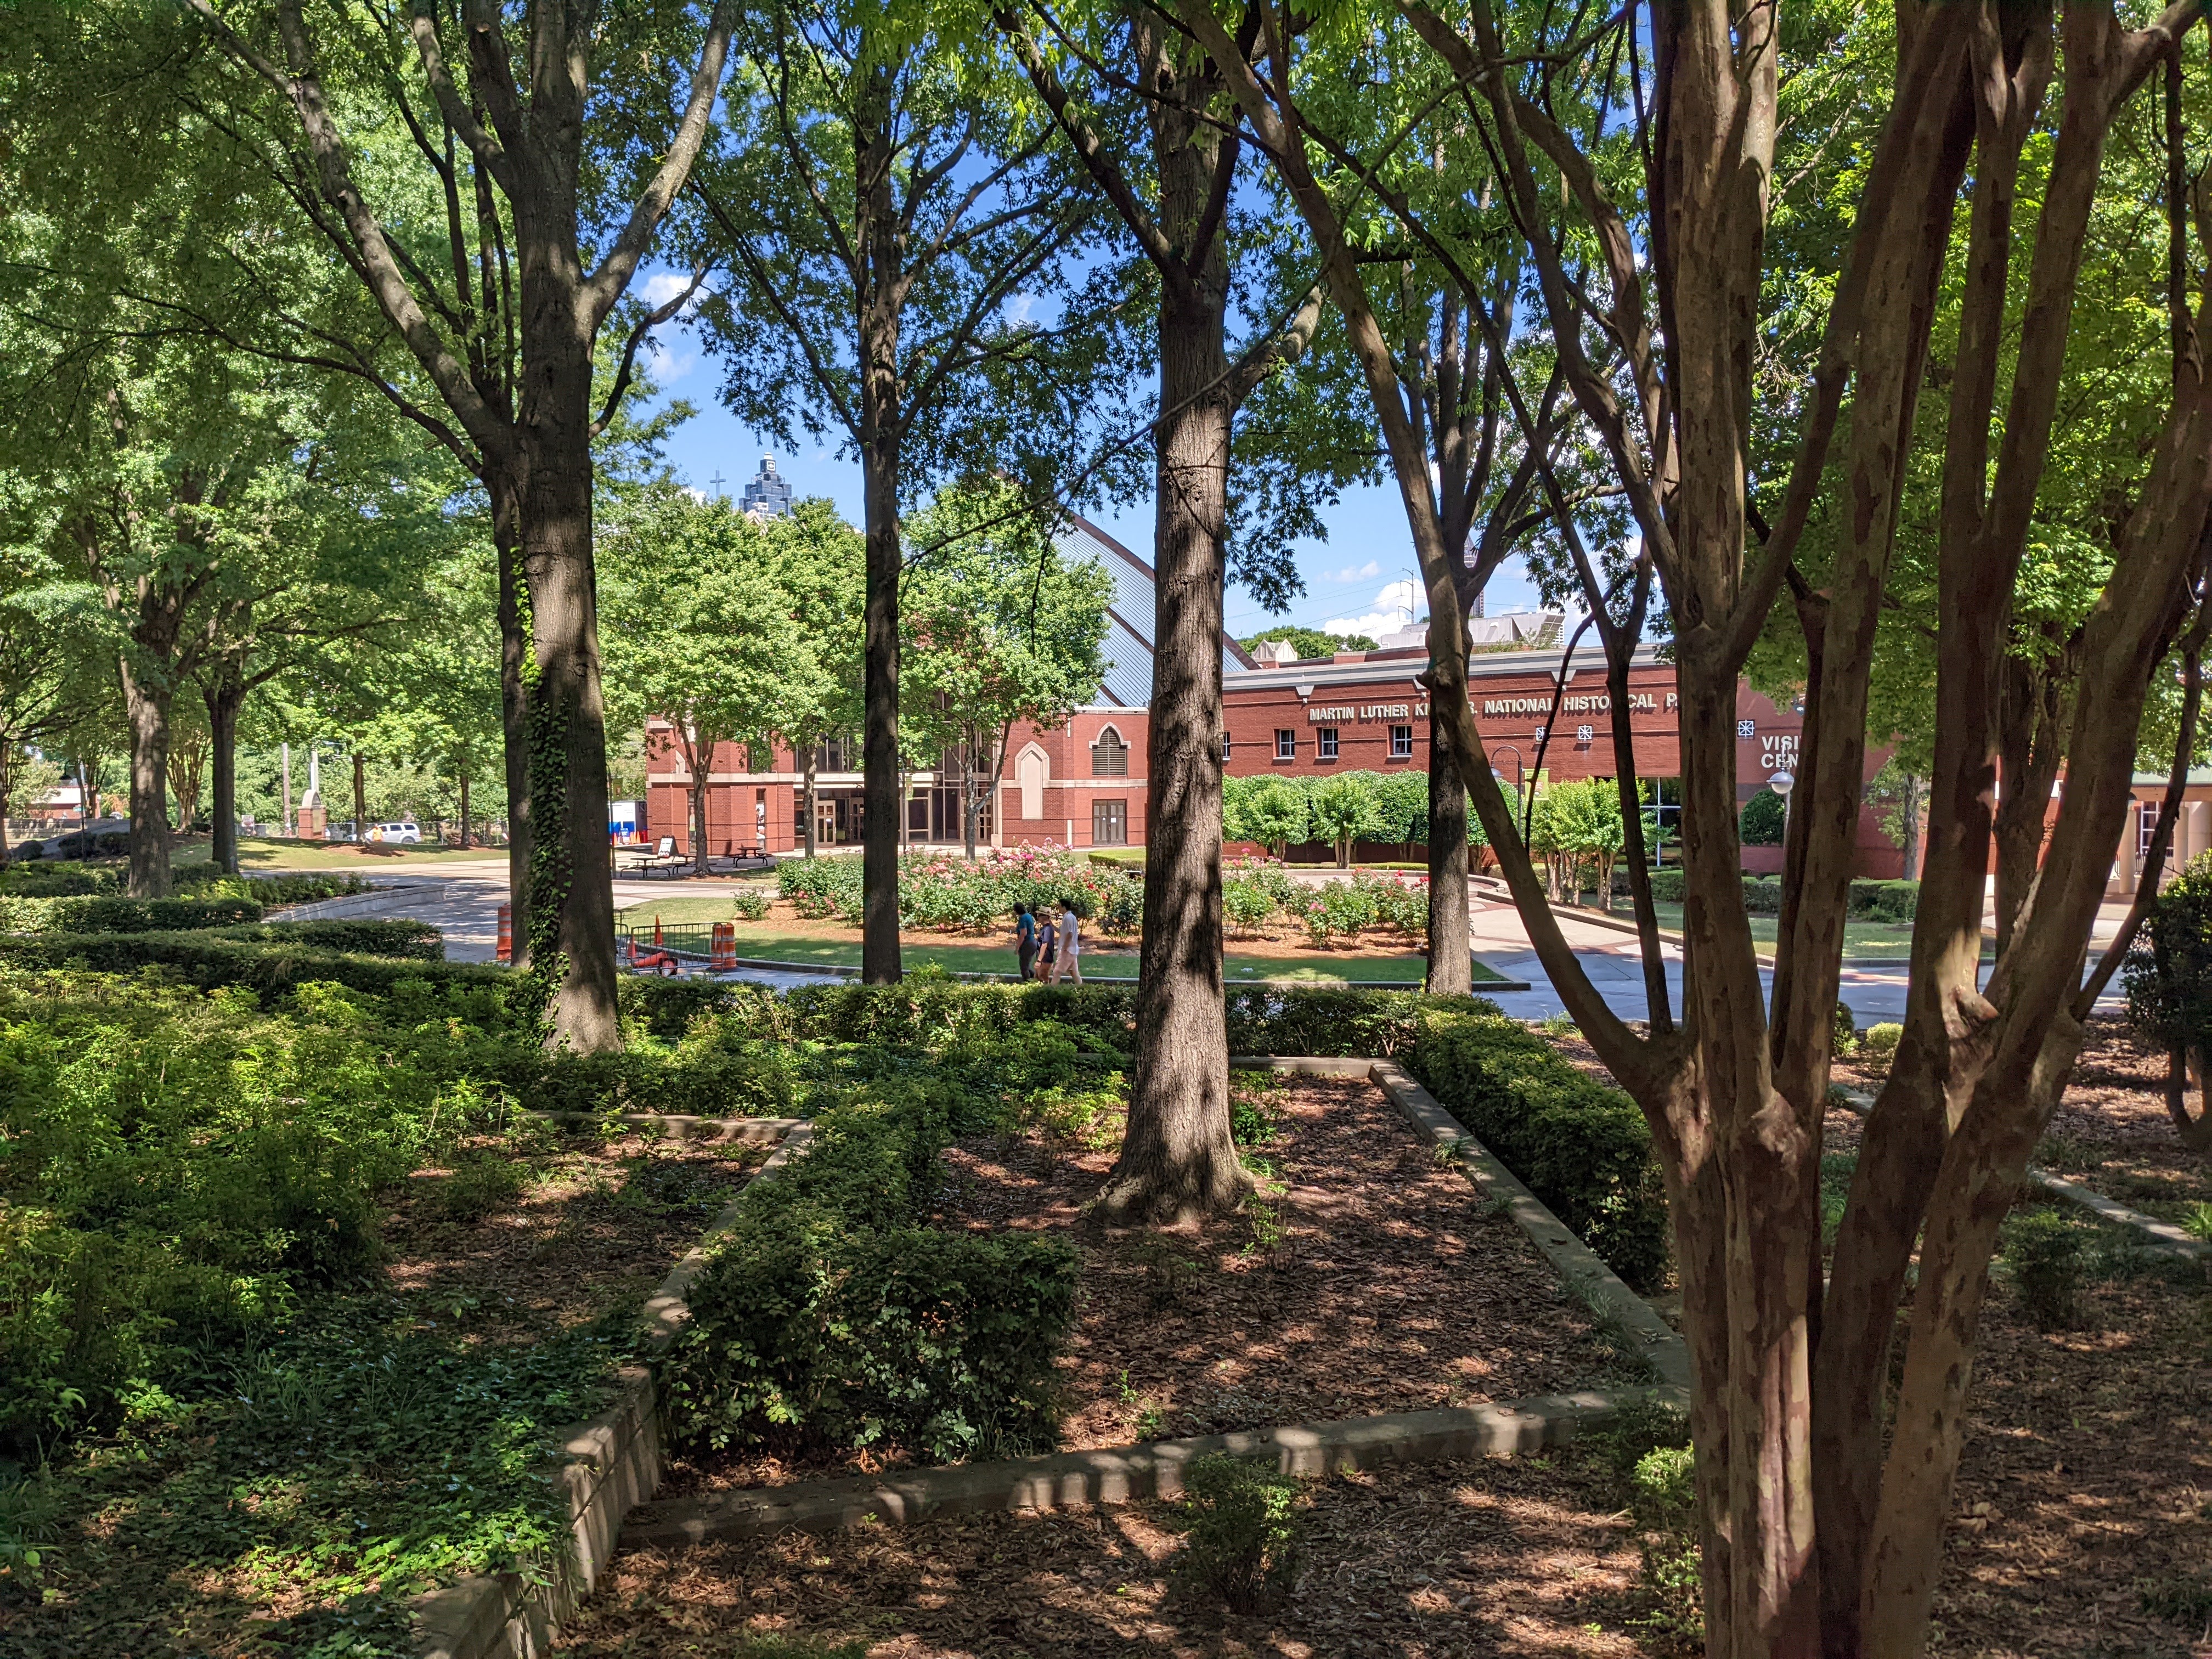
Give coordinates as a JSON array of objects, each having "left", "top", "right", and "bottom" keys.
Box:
[
  {"left": 1190, "top": 0, "right": 2212, "bottom": 1652},
  {"left": 185, "top": 0, "right": 739, "bottom": 1051}
]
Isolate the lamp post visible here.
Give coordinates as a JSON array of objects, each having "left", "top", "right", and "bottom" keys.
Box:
[{"left": 1769, "top": 768, "right": 1795, "bottom": 848}]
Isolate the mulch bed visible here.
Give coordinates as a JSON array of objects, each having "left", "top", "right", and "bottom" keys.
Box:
[
  {"left": 378, "top": 1128, "right": 771, "bottom": 1342},
  {"left": 656, "top": 1075, "right": 1636, "bottom": 1496},
  {"left": 1834, "top": 1015, "right": 2211, "bottom": 1222},
  {"left": 561, "top": 1452, "right": 1651, "bottom": 1659}
]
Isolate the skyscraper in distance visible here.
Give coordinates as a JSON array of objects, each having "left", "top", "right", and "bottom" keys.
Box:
[{"left": 742, "top": 454, "right": 793, "bottom": 518}]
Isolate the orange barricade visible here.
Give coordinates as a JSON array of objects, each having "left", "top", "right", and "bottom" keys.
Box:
[
  {"left": 496, "top": 902, "right": 512, "bottom": 963},
  {"left": 710, "top": 922, "right": 736, "bottom": 972}
]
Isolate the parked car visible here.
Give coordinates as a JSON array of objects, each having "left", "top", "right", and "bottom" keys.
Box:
[{"left": 366, "top": 821, "right": 422, "bottom": 844}]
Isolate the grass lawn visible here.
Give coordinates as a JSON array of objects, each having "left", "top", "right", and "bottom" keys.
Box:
[
  {"left": 167, "top": 836, "right": 506, "bottom": 871},
  {"left": 1644, "top": 901, "right": 1918, "bottom": 957},
  {"left": 641, "top": 926, "right": 1511, "bottom": 984}
]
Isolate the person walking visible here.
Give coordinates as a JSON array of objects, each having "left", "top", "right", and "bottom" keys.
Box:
[
  {"left": 1036, "top": 902, "right": 1058, "bottom": 981},
  {"left": 1013, "top": 903, "right": 1039, "bottom": 981},
  {"left": 1051, "top": 899, "right": 1082, "bottom": 985}
]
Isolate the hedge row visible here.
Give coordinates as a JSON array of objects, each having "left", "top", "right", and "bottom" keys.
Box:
[
  {"left": 0, "top": 894, "right": 266, "bottom": 933},
  {"left": 659, "top": 1079, "right": 1079, "bottom": 1461},
  {"left": 1643, "top": 869, "right": 1918, "bottom": 921},
  {"left": 1408, "top": 1003, "right": 1671, "bottom": 1289},
  {"left": 0, "top": 927, "right": 483, "bottom": 998}
]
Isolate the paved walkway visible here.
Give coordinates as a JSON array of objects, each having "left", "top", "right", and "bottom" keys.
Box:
[{"left": 281, "top": 863, "right": 2124, "bottom": 1025}]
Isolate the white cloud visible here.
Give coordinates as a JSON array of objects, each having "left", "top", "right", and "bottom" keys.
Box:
[
  {"left": 640, "top": 272, "right": 702, "bottom": 308},
  {"left": 1323, "top": 578, "right": 1423, "bottom": 640},
  {"left": 1008, "top": 291, "right": 1039, "bottom": 324},
  {"left": 1328, "top": 559, "right": 1381, "bottom": 583}
]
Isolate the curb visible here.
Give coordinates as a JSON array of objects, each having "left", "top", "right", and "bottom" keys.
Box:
[
  {"left": 1832, "top": 1087, "right": 2209, "bottom": 1264},
  {"left": 624, "top": 1052, "right": 1690, "bottom": 1556},
  {"left": 411, "top": 1125, "right": 814, "bottom": 1659},
  {"left": 1254, "top": 1056, "right": 1691, "bottom": 1390},
  {"left": 622, "top": 1391, "right": 1677, "bottom": 1550},
  {"left": 526, "top": 1111, "right": 806, "bottom": 1146}
]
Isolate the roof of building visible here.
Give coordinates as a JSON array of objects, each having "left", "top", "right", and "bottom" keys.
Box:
[{"left": 1054, "top": 514, "right": 1256, "bottom": 707}]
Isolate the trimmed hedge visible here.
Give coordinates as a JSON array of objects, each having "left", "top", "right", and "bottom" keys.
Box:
[
  {"left": 0, "top": 894, "right": 266, "bottom": 933},
  {"left": 0, "top": 930, "right": 500, "bottom": 1001},
  {"left": 1409, "top": 1003, "right": 1671, "bottom": 1290},
  {"left": 1639, "top": 870, "right": 1917, "bottom": 923},
  {"left": 207, "top": 919, "right": 445, "bottom": 960},
  {"left": 660, "top": 1082, "right": 1079, "bottom": 1461}
]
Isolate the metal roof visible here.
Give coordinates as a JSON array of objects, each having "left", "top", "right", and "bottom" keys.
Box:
[{"left": 1053, "top": 515, "right": 1255, "bottom": 708}]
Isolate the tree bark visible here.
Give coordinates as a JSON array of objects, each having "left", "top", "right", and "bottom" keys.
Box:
[
  {"left": 803, "top": 749, "right": 820, "bottom": 856},
  {"left": 496, "top": 497, "right": 534, "bottom": 966},
  {"left": 1426, "top": 724, "right": 1472, "bottom": 994},
  {"left": 856, "top": 61, "right": 904, "bottom": 986},
  {"left": 1099, "top": 106, "right": 1249, "bottom": 1223},
  {"left": 120, "top": 660, "right": 171, "bottom": 897},
  {"left": 351, "top": 751, "right": 367, "bottom": 843},
  {"left": 515, "top": 331, "right": 621, "bottom": 1050},
  {"left": 207, "top": 675, "right": 241, "bottom": 875},
  {"left": 458, "top": 769, "right": 472, "bottom": 849},
  {"left": 689, "top": 733, "right": 712, "bottom": 877}
]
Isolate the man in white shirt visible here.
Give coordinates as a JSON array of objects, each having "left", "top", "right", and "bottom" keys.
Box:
[{"left": 1051, "top": 901, "right": 1082, "bottom": 985}]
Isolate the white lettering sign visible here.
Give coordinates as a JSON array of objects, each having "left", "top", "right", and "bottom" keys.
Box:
[{"left": 1307, "top": 706, "right": 1356, "bottom": 722}]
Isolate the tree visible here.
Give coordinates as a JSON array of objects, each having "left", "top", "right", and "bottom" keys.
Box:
[
  {"left": 0, "top": 557, "right": 84, "bottom": 868},
  {"left": 600, "top": 491, "right": 811, "bottom": 877},
  {"left": 1238, "top": 625, "right": 1375, "bottom": 658},
  {"left": 1192, "top": 2, "right": 2212, "bottom": 1652},
  {"left": 995, "top": 0, "right": 1333, "bottom": 1225},
  {"left": 182, "top": 0, "right": 739, "bottom": 1050},
  {"left": 757, "top": 501, "right": 866, "bottom": 861},
  {"left": 688, "top": 0, "right": 1105, "bottom": 981},
  {"left": 1867, "top": 759, "right": 1926, "bottom": 879},
  {"left": 1225, "top": 774, "right": 1307, "bottom": 860},
  {"left": 901, "top": 484, "right": 1113, "bottom": 857},
  {"left": 1308, "top": 771, "right": 1387, "bottom": 866},
  {"left": 1740, "top": 787, "right": 1787, "bottom": 848}
]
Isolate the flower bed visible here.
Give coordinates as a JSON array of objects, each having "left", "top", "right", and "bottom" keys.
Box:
[{"left": 778, "top": 846, "right": 1142, "bottom": 935}]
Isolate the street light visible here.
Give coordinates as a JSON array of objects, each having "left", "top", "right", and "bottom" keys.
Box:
[{"left": 1769, "top": 768, "right": 1795, "bottom": 845}]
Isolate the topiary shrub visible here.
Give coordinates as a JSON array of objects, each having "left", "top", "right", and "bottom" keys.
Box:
[
  {"left": 1739, "top": 788, "right": 1785, "bottom": 846},
  {"left": 1410, "top": 1006, "right": 1671, "bottom": 1288},
  {"left": 659, "top": 1085, "right": 1080, "bottom": 1463},
  {"left": 2000, "top": 1206, "right": 2089, "bottom": 1329},
  {"left": 1861, "top": 1022, "right": 1903, "bottom": 1061},
  {"left": 1175, "top": 1454, "right": 1307, "bottom": 1613}
]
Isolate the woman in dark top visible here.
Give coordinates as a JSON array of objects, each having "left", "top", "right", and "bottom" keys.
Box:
[{"left": 1013, "top": 904, "right": 1039, "bottom": 980}]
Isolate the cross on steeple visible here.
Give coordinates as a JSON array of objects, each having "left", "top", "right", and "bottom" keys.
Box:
[{"left": 707, "top": 471, "right": 727, "bottom": 498}]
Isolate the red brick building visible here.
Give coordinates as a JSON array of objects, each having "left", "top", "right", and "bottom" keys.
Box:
[{"left": 644, "top": 515, "right": 1906, "bottom": 875}]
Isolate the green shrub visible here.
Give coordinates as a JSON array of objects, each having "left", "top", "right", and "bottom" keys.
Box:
[
  {"left": 1175, "top": 1454, "right": 1306, "bottom": 1613},
  {"left": 1297, "top": 878, "right": 1378, "bottom": 945},
  {"left": 1629, "top": 1444, "right": 1704, "bottom": 1651},
  {"left": 1410, "top": 1005, "right": 1671, "bottom": 1288},
  {"left": 1861, "top": 1022, "right": 1903, "bottom": 1060},
  {"left": 213, "top": 919, "right": 445, "bottom": 958},
  {"left": 0, "top": 894, "right": 266, "bottom": 933},
  {"left": 730, "top": 888, "right": 770, "bottom": 922},
  {"left": 1846, "top": 879, "right": 1919, "bottom": 922},
  {"left": 660, "top": 1086, "right": 1080, "bottom": 1462},
  {"left": 1646, "top": 868, "right": 1685, "bottom": 904},
  {"left": 1832, "top": 1002, "right": 1858, "bottom": 1056},
  {"left": 2001, "top": 1207, "right": 2089, "bottom": 1329},
  {"left": 429, "top": 1150, "right": 532, "bottom": 1223},
  {"left": 1740, "top": 788, "right": 1785, "bottom": 846}
]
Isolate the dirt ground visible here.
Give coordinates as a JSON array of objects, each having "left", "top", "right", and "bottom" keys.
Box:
[
  {"left": 652, "top": 1075, "right": 1634, "bottom": 1497},
  {"left": 562, "top": 1453, "right": 1652, "bottom": 1659},
  {"left": 380, "top": 1127, "right": 771, "bottom": 1342}
]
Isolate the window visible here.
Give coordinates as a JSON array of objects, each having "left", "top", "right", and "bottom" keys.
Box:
[
  {"left": 1091, "top": 727, "right": 1129, "bottom": 776},
  {"left": 2141, "top": 800, "right": 2160, "bottom": 857},
  {"left": 1389, "top": 724, "right": 1413, "bottom": 759},
  {"left": 1093, "top": 799, "right": 1128, "bottom": 845},
  {"left": 1274, "top": 729, "right": 1297, "bottom": 761},
  {"left": 1221, "top": 731, "right": 1232, "bottom": 763},
  {"left": 814, "top": 733, "right": 856, "bottom": 772},
  {"left": 1317, "top": 727, "right": 1340, "bottom": 761}
]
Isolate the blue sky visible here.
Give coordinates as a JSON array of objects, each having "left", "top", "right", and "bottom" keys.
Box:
[{"left": 631, "top": 289, "right": 1549, "bottom": 642}]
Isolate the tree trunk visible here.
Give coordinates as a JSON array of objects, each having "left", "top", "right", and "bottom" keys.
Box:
[
  {"left": 803, "top": 751, "right": 819, "bottom": 857},
  {"left": 856, "top": 63, "right": 904, "bottom": 985},
  {"left": 1426, "top": 724, "right": 1472, "bottom": 994},
  {"left": 496, "top": 509, "right": 534, "bottom": 967},
  {"left": 352, "top": 752, "right": 367, "bottom": 844},
  {"left": 120, "top": 660, "right": 171, "bottom": 897},
  {"left": 459, "top": 770, "right": 472, "bottom": 849},
  {"left": 0, "top": 746, "right": 13, "bottom": 871},
  {"left": 514, "top": 327, "right": 620, "bottom": 1051},
  {"left": 690, "top": 737, "right": 712, "bottom": 877},
  {"left": 207, "top": 677, "right": 241, "bottom": 876},
  {"left": 1099, "top": 224, "right": 1248, "bottom": 1226}
]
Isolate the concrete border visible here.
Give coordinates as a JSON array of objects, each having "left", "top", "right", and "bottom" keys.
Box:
[
  {"left": 411, "top": 1124, "right": 814, "bottom": 1659},
  {"left": 1246, "top": 1055, "right": 1690, "bottom": 1390},
  {"left": 1833, "top": 1086, "right": 2209, "bottom": 1265},
  {"left": 623, "top": 1053, "right": 1689, "bottom": 1557},
  {"left": 526, "top": 1110, "right": 805, "bottom": 1146},
  {"left": 621, "top": 1391, "right": 1668, "bottom": 1549}
]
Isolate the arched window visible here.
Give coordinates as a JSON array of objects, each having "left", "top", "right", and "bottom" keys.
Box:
[{"left": 1091, "top": 726, "right": 1130, "bottom": 777}]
